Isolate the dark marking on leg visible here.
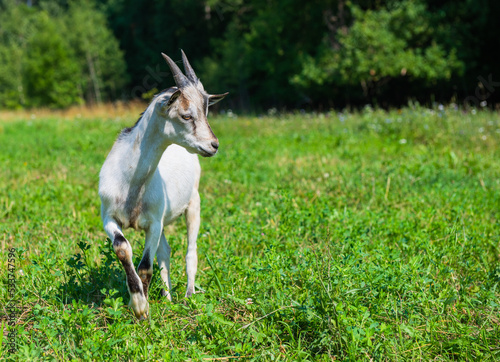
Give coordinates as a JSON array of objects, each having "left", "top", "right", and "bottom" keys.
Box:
[
  {"left": 138, "top": 250, "right": 152, "bottom": 297},
  {"left": 113, "top": 233, "right": 128, "bottom": 261},
  {"left": 138, "top": 249, "right": 151, "bottom": 271},
  {"left": 113, "top": 232, "right": 143, "bottom": 295},
  {"left": 139, "top": 274, "right": 152, "bottom": 298},
  {"left": 122, "top": 259, "right": 143, "bottom": 294},
  {"left": 113, "top": 232, "right": 126, "bottom": 244}
]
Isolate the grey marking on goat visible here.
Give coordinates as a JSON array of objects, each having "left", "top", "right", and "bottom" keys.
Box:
[{"left": 119, "top": 87, "right": 179, "bottom": 139}]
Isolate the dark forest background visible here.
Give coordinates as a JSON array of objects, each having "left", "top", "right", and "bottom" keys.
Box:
[{"left": 1, "top": 0, "right": 499, "bottom": 111}]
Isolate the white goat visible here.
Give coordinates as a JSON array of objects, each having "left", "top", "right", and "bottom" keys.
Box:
[{"left": 99, "top": 51, "right": 227, "bottom": 319}]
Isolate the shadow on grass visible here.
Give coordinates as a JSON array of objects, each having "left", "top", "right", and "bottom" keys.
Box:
[
  {"left": 58, "top": 239, "right": 174, "bottom": 307},
  {"left": 58, "top": 239, "right": 128, "bottom": 306}
]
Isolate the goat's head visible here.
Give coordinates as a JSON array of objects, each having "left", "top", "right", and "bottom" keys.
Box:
[{"left": 157, "top": 50, "right": 227, "bottom": 157}]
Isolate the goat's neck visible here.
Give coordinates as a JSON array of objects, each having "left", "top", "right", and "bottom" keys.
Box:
[{"left": 123, "top": 106, "right": 170, "bottom": 196}]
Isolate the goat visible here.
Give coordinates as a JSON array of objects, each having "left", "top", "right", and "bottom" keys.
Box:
[{"left": 99, "top": 51, "right": 227, "bottom": 319}]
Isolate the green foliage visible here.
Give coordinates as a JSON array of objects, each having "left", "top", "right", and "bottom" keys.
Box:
[
  {"left": 198, "top": 0, "right": 328, "bottom": 108},
  {"left": 293, "top": 1, "right": 463, "bottom": 97},
  {"left": 0, "top": 0, "right": 126, "bottom": 109},
  {"left": 98, "top": 0, "right": 500, "bottom": 109},
  {"left": 1, "top": 106, "right": 499, "bottom": 359},
  {"left": 23, "top": 11, "right": 83, "bottom": 108},
  {"left": 64, "top": 0, "right": 128, "bottom": 103},
  {"left": 0, "top": 2, "right": 34, "bottom": 109},
  {"left": 1, "top": 0, "right": 499, "bottom": 108},
  {"left": 100, "top": 0, "right": 212, "bottom": 93}
]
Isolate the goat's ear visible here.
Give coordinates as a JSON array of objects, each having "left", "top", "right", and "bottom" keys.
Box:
[
  {"left": 162, "top": 89, "right": 182, "bottom": 109},
  {"left": 208, "top": 92, "right": 229, "bottom": 106}
]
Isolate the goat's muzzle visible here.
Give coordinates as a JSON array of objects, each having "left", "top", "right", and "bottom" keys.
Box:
[{"left": 199, "top": 139, "right": 219, "bottom": 157}]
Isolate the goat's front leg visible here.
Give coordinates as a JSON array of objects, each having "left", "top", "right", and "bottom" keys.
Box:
[
  {"left": 137, "top": 222, "right": 163, "bottom": 305},
  {"left": 104, "top": 218, "right": 148, "bottom": 320},
  {"left": 185, "top": 191, "right": 201, "bottom": 298}
]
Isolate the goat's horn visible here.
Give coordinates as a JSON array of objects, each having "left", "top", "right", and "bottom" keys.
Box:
[
  {"left": 162, "top": 52, "right": 190, "bottom": 88},
  {"left": 181, "top": 49, "right": 199, "bottom": 84}
]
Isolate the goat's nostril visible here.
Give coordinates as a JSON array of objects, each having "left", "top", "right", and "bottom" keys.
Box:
[{"left": 211, "top": 141, "right": 219, "bottom": 150}]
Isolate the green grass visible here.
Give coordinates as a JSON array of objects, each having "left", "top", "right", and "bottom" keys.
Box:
[{"left": 1, "top": 105, "right": 499, "bottom": 361}]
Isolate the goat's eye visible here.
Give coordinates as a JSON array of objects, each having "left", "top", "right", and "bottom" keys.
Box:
[{"left": 181, "top": 114, "right": 192, "bottom": 120}]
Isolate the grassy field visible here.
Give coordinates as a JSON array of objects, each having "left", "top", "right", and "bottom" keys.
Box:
[{"left": 1, "top": 105, "right": 499, "bottom": 361}]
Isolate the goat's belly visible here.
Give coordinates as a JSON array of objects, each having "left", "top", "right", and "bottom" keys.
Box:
[
  {"left": 162, "top": 206, "right": 188, "bottom": 226},
  {"left": 111, "top": 193, "right": 190, "bottom": 231},
  {"left": 103, "top": 182, "right": 195, "bottom": 231},
  {"left": 138, "top": 176, "right": 195, "bottom": 228}
]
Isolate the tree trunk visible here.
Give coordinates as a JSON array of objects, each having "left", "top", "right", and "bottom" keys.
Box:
[{"left": 86, "top": 51, "right": 102, "bottom": 104}]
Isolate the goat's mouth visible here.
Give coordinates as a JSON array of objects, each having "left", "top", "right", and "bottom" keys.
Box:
[{"left": 198, "top": 147, "right": 217, "bottom": 157}]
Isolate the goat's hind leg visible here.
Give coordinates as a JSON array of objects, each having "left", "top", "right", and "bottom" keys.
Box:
[
  {"left": 157, "top": 232, "right": 173, "bottom": 301},
  {"left": 185, "top": 191, "right": 201, "bottom": 298},
  {"left": 104, "top": 218, "right": 148, "bottom": 320}
]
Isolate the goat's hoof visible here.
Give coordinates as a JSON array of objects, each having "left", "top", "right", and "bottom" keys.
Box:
[
  {"left": 129, "top": 292, "right": 149, "bottom": 321},
  {"left": 133, "top": 307, "right": 149, "bottom": 321}
]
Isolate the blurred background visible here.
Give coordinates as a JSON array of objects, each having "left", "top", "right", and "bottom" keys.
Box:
[{"left": 0, "top": 0, "right": 499, "bottom": 111}]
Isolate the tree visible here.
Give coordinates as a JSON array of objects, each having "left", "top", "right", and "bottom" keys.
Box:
[
  {"left": 293, "top": 0, "right": 464, "bottom": 105},
  {"left": 0, "top": 0, "right": 127, "bottom": 108},
  {"left": 22, "top": 11, "right": 83, "bottom": 108},
  {"left": 198, "top": 0, "right": 332, "bottom": 109},
  {"left": 2, "top": 0, "right": 499, "bottom": 109},
  {"left": 101, "top": 0, "right": 212, "bottom": 97},
  {"left": 0, "top": 2, "right": 35, "bottom": 108},
  {"left": 64, "top": 0, "right": 128, "bottom": 104}
]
